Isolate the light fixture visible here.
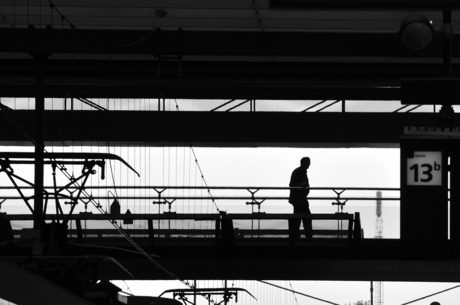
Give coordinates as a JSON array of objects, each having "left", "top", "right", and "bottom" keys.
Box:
[{"left": 399, "top": 14, "right": 435, "bottom": 50}]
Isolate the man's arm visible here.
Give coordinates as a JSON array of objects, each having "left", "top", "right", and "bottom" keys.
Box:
[{"left": 289, "top": 169, "right": 308, "bottom": 187}]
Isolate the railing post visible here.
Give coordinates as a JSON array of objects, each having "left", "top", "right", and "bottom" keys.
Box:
[
  {"left": 148, "top": 219, "right": 155, "bottom": 250},
  {"left": 222, "top": 217, "right": 235, "bottom": 247},
  {"left": 75, "top": 218, "right": 83, "bottom": 244},
  {"left": 217, "top": 211, "right": 235, "bottom": 247},
  {"left": 215, "top": 216, "right": 221, "bottom": 246},
  {"left": 353, "top": 212, "right": 362, "bottom": 244},
  {"left": 0, "top": 212, "right": 13, "bottom": 242},
  {"left": 288, "top": 216, "right": 295, "bottom": 246},
  {"left": 347, "top": 215, "right": 354, "bottom": 245}
]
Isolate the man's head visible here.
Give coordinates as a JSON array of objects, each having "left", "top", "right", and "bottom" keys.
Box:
[{"left": 300, "top": 157, "right": 310, "bottom": 169}]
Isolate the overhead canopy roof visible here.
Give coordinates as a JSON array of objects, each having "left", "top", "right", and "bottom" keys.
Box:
[
  {"left": 2, "top": 0, "right": 457, "bottom": 32},
  {"left": 0, "top": 0, "right": 458, "bottom": 100},
  {"left": 0, "top": 1, "right": 458, "bottom": 148}
]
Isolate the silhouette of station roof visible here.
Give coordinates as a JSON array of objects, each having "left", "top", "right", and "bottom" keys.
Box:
[
  {"left": 0, "top": 0, "right": 459, "bottom": 101},
  {"left": 0, "top": 1, "right": 459, "bottom": 147},
  {"left": 3, "top": 1, "right": 460, "bottom": 285}
]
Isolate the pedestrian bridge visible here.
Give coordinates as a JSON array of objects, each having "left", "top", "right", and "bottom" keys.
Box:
[{"left": 2, "top": 185, "right": 460, "bottom": 283}]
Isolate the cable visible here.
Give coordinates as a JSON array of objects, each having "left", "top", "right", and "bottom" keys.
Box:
[
  {"left": 172, "top": 98, "right": 220, "bottom": 213},
  {"left": 2, "top": 103, "right": 208, "bottom": 300},
  {"left": 107, "top": 145, "right": 119, "bottom": 199},
  {"left": 188, "top": 147, "right": 191, "bottom": 217},
  {"left": 182, "top": 146, "right": 186, "bottom": 227},
  {"left": 400, "top": 284, "right": 460, "bottom": 305},
  {"left": 122, "top": 281, "right": 134, "bottom": 295},
  {"left": 190, "top": 147, "right": 220, "bottom": 212},
  {"left": 71, "top": 243, "right": 159, "bottom": 258},
  {"left": 288, "top": 281, "right": 300, "bottom": 305},
  {"left": 259, "top": 280, "right": 341, "bottom": 305},
  {"left": 47, "top": 0, "right": 154, "bottom": 49}
]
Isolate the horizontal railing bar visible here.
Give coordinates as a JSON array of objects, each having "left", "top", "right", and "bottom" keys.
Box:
[
  {"left": 69, "top": 229, "right": 347, "bottom": 234},
  {"left": 4, "top": 213, "right": 353, "bottom": 221},
  {"left": 0, "top": 196, "right": 401, "bottom": 201},
  {"left": 13, "top": 229, "right": 347, "bottom": 233},
  {"left": 0, "top": 186, "right": 401, "bottom": 191},
  {"left": 226, "top": 213, "right": 353, "bottom": 220},
  {"left": 4, "top": 213, "right": 219, "bottom": 221},
  {"left": 14, "top": 229, "right": 348, "bottom": 236}
]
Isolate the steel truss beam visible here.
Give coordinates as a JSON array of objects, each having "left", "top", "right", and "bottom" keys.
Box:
[
  {"left": 1, "top": 58, "right": 457, "bottom": 100},
  {"left": 0, "top": 110, "right": 452, "bottom": 148},
  {"left": 1, "top": 28, "right": 457, "bottom": 57}
]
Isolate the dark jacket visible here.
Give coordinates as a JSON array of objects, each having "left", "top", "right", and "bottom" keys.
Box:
[{"left": 289, "top": 166, "right": 309, "bottom": 205}]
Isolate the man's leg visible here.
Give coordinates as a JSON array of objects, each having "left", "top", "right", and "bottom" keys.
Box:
[
  {"left": 300, "top": 205, "right": 312, "bottom": 239},
  {"left": 290, "top": 205, "right": 302, "bottom": 241}
]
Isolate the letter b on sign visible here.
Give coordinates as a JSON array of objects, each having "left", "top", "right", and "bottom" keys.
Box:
[{"left": 407, "top": 151, "right": 442, "bottom": 186}]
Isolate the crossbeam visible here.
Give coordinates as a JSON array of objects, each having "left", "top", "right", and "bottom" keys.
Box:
[{"left": 0, "top": 152, "right": 139, "bottom": 177}]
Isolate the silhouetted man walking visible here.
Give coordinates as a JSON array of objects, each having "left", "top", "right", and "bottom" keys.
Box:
[{"left": 289, "top": 157, "right": 313, "bottom": 241}]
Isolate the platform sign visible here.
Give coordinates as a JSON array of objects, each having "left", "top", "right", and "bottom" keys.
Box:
[{"left": 407, "top": 151, "right": 442, "bottom": 186}]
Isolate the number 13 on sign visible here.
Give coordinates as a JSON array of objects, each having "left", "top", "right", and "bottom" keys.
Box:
[{"left": 407, "top": 151, "right": 442, "bottom": 186}]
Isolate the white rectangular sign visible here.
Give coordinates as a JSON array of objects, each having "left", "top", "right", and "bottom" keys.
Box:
[{"left": 407, "top": 151, "right": 442, "bottom": 186}]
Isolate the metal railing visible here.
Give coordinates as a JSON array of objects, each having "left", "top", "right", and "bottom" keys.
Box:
[
  {"left": 1, "top": 186, "right": 394, "bottom": 245},
  {"left": 0, "top": 186, "right": 400, "bottom": 201},
  {"left": 3, "top": 212, "right": 360, "bottom": 246}
]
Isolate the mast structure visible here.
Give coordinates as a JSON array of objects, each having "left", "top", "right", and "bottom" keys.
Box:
[{"left": 374, "top": 191, "right": 384, "bottom": 305}]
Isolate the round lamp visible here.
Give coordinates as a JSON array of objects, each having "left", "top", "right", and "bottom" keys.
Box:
[{"left": 399, "top": 14, "right": 435, "bottom": 50}]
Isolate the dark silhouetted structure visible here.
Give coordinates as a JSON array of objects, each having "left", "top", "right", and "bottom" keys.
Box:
[{"left": 289, "top": 157, "right": 313, "bottom": 240}]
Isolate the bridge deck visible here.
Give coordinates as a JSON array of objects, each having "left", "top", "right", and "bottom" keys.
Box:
[{"left": 2, "top": 213, "right": 460, "bottom": 282}]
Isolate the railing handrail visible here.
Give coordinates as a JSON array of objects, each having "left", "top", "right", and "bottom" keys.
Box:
[
  {"left": 0, "top": 196, "right": 401, "bottom": 201},
  {"left": 225, "top": 213, "right": 354, "bottom": 220},
  {"left": 0, "top": 186, "right": 401, "bottom": 191},
  {"left": 3, "top": 213, "right": 354, "bottom": 221}
]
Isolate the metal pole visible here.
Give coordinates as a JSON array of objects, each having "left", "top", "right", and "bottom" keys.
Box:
[
  {"left": 370, "top": 281, "right": 374, "bottom": 305},
  {"left": 224, "top": 280, "right": 228, "bottom": 305},
  {"left": 31, "top": 53, "right": 49, "bottom": 254},
  {"left": 194, "top": 279, "right": 197, "bottom": 305}
]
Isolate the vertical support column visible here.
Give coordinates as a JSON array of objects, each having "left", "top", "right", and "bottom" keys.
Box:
[
  {"left": 370, "top": 281, "right": 374, "bottom": 305},
  {"left": 157, "top": 97, "right": 166, "bottom": 111},
  {"left": 450, "top": 141, "right": 460, "bottom": 255},
  {"left": 31, "top": 53, "right": 49, "bottom": 254},
  {"left": 353, "top": 212, "right": 362, "bottom": 242},
  {"left": 148, "top": 218, "right": 155, "bottom": 250},
  {"left": 400, "top": 137, "right": 449, "bottom": 258},
  {"left": 193, "top": 279, "right": 197, "bottom": 305},
  {"left": 215, "top": 216, "right": 221, "bottom": 246}
]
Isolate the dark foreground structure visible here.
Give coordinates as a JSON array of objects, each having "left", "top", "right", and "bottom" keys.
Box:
[{"left": 1, "top": 1, "right": 460, "bottom": 304}]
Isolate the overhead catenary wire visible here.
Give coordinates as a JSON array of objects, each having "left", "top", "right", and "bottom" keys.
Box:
[
  {"left": 0, "top": 104, "right": 212, "bottom": 303},
  {"left": 400, "top": 284, "right": 460, "bottom": 305},
  {"left": 259, "top": 280, "right": 341, "bottom": 305},
  {"left": 289, "top": 281, "right": 300, "bottom": 305},
  {"left": 190, "top": 146, "right": 220, "bottom": 212},
  {"left": 47, "top": 0, "right": 154, "bottom": 49},
  {"left": 172, "top": 98, "right": 220, "bottom": 213}
]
